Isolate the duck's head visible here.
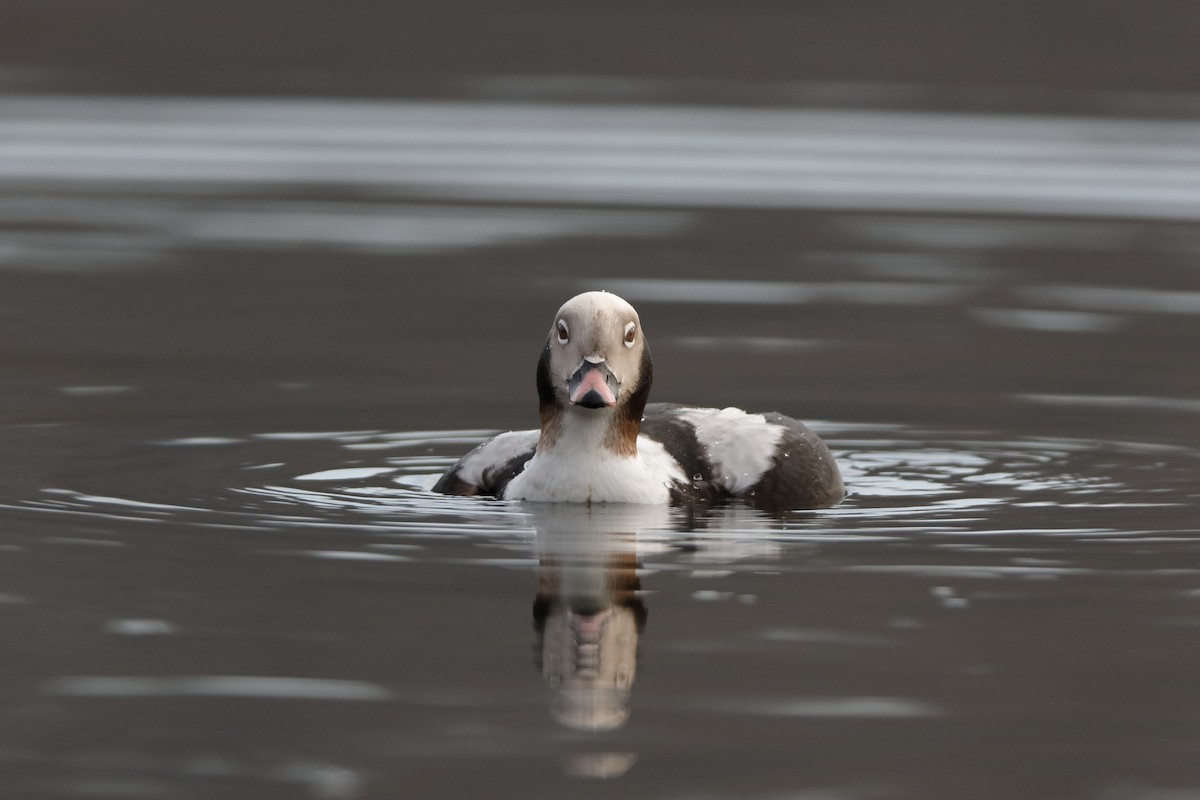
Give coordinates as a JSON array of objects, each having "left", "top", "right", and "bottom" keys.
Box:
[{"left": 536, "top": 291, "right": 652, "bottom": 428}]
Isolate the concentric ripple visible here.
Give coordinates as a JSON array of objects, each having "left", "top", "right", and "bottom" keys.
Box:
[{"left": 11, "top": 425, "right": 1196, "bottom": 553}]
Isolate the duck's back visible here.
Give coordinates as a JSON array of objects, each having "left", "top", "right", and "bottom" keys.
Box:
[{"left": 639, "top": 403, "right": 844, "bottom": 512}]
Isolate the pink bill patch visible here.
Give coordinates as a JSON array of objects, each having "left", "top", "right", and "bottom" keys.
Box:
[{"left": 570, "top": 368, "right": 617, "bottom": 406}]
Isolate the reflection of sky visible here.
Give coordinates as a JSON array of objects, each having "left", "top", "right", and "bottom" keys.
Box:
[
  {"left": 2, "top": 95, "right": 1200, "bottom": 268},
  {"left": 3, "top": 96, "right": 1198, "bottom": 218}
]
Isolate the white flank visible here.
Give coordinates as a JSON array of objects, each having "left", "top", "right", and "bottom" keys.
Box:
[
  {"left": 455, "top": 430, "right": 539, "bottom": 486},
  {"left": 674, "top": 407, "right": 786, "bottom": 494}
]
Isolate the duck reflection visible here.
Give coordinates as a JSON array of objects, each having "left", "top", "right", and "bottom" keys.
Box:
[{"left": 528, "top": 503, "right": 670, "bottom": 732}]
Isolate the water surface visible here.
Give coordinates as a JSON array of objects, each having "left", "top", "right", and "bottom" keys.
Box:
[{"left": 3, "top": 16, "right": 1200, "bottom": 800}]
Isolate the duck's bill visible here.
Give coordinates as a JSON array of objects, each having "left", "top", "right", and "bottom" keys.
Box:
[{"left": 568, "top": 361, "right": 619, "bottom": 408}]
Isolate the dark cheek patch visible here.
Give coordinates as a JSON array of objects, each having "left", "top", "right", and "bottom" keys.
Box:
[{"left": 535, "top": 340, "right": 557, "bottom": 410}]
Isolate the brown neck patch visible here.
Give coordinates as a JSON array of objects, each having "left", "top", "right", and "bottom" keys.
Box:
[
  {"left": 602, "top": 343, "right": 652, "bottom": 457},
  {"left": 603, "top": 411, "right": 640, "bottom": 457},
  {"left": 535, "top": 340, "right": 562, "bottom": 450},
  {"left": 538, "top": 404, "right": 562, "bottom": 451}
]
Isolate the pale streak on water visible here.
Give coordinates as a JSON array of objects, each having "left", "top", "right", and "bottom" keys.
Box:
[{"left": 2, "top": 96, "right": 1200, "bottom": 270}]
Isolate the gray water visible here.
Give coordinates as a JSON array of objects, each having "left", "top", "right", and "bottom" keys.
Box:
[{"left": 3, "top": 4, "right": 1200, "bottom": 799}]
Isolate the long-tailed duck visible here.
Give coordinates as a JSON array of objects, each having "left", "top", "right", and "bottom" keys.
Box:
[{"left": 433, "top": 291, "right": 843, "bottom": 511}]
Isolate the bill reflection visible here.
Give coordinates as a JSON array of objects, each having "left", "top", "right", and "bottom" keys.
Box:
[{"left": 528, "top": 504, "right": 669, "bottom": 732}]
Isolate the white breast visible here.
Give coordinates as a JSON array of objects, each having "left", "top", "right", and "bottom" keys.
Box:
[{"left": 504, "top": 420, "right": 685, "bottom": 504}]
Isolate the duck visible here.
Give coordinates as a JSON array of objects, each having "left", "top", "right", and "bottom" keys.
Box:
[{"left": 433, "top": 291, "right": 844, "bottom": 511}]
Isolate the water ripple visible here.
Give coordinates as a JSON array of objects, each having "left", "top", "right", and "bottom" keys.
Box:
[{"left": 10, "top": 425, "right": 1194, "bottom": 553}]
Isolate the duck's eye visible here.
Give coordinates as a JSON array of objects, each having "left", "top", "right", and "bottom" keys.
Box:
[
  {"left": 556, "top": 319, "right": 570, "bottom": 344},
  {"left": 623, "top": 321, "right": 636, "bottom": 347}
]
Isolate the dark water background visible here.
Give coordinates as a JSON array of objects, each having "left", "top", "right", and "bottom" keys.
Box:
[{"left": 2, "top": 3, "right": 1199, "bottom": 799}]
